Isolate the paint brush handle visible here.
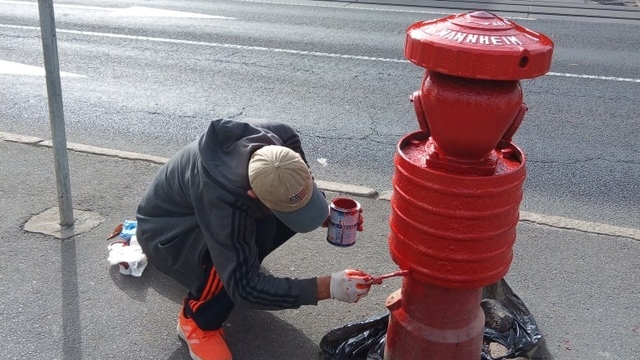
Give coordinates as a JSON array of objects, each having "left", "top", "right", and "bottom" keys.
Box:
[{"left": 367, "top": 270, "right": 409, "bottom": 285}]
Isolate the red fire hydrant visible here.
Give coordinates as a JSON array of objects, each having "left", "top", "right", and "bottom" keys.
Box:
[{"left": 385, "top": 11, "right": 553, "bottom": 359}]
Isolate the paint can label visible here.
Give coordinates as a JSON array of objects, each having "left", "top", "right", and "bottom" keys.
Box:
[{"left": 327, "top": 197, "right": 361, "bottom": 247}]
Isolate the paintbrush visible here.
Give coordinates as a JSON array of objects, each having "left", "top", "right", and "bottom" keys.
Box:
[{"left": 366, "top": 270, "right": 409, "bottom": 285}]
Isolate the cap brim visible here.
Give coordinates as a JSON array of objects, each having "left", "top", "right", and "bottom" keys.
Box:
[{"left": 272, "top": 182, "right": 328, "bottom": 233}]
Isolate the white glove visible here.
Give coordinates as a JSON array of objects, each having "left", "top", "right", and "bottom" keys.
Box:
[{"left": 330, "top": 269, "right": 372, "bottom": 303}]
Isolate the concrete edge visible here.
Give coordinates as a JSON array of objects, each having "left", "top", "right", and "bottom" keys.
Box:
[
  {"left": 2, "top": 132, "right": 638, "bottom": 241},
  {"left": 316, "top": 180, "right": 378, "bottom": 198},
  {"left": 39, "top": 140, "right": 170, "bottom": 164},
  {"left": 1, "top": 132, "right": 44, "bottom": 144},
  {"left": 519, "top": 211, "right": 640, "bottom": 242}
]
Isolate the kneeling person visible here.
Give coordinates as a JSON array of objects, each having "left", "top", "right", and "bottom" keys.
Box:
[{"left": 136, "top": 119, "right": 371, "bottom": 360}]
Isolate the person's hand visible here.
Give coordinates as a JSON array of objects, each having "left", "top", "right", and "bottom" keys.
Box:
[
  {"left": 330, "top": 269, "right": 371, "bottom": 303},
  {"left": 321, "top": 210, "right": 330, "bottom": 228},
  {"left": 356, "top": 208, "right": 364, "bottom": 232}
]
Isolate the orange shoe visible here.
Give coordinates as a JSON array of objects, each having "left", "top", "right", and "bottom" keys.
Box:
[{"left": 177, "top": 310, "right": 233, "bottom": 360}]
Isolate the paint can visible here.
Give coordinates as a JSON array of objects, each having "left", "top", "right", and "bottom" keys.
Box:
[{"left": 327, "top": 197, "right": 361, "bottom": 247}]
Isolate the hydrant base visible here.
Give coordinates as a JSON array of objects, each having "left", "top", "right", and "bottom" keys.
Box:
[{"left": 385, "top": 284, "right": 485, "bottom": 360}]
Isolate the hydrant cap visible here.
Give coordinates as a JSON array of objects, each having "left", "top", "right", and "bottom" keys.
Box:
[{"left": 405, "top": 11, "right": 554, "bottom": 80}]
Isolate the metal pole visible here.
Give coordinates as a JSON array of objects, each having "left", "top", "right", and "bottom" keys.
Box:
[{"left": 38, "top": 0, "right": 74, "bottom": 227}]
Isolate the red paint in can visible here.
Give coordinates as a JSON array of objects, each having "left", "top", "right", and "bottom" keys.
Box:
[{"left": 327, "top": 197, "right": 361, "bottom": 247}]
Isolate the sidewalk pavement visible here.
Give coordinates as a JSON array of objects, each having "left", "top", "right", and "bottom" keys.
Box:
[{"left": 1, "top": 135, "right": 638, "bottom": 360}]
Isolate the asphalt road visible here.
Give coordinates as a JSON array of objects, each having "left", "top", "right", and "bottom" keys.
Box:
[{"left": 1, "top": 0, "right": 638, "bottom": 231}]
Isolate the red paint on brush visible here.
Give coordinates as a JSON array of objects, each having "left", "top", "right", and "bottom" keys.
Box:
[{"left": 367, "top": 270, "right": 409, "bottom": 285}]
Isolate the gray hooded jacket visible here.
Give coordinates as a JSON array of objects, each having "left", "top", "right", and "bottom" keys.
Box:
[{"left": 136, "top": 119, "right": 319, "bottom": 310}]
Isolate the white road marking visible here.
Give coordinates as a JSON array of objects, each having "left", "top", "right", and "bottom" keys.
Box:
[
  {"left": 0, "top": 60, "right": 84, "bottom": 77},
  {"left": 0, "top": 1, "right": 235, "bottom": 19},
  {"left": 108, "top": 7, "right": 235, "bottom": 19},
  {"left": 0, "top": 0, "right": 115, "bottom": 11},
  {"left": 0, "top": 24, "right": 406, "bottom": 63},
  {"left": 547, "top": 72, "right": 640, "bottom": 83},
  {"left": 1, "top": 24, "right": 638, "bottom": 83}
]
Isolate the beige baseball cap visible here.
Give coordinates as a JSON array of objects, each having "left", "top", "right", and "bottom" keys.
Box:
[{"left": 248, "top": 145, "right": 328, "bottom": 233}]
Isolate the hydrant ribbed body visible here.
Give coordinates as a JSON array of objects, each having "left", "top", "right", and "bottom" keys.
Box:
[
  {"left": 389, "top": 131, "right": 526, "bottom": 288},
  {"left": 385, "top": 11, "right": 553, "bottom": 360}
]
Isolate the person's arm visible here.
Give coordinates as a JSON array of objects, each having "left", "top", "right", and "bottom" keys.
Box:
[{"left": 317, "top": 276, "right": 331, "bottom": 300}]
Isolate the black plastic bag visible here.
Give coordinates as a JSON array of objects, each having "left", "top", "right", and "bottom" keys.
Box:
[
  {"left": 319, "top": 312, "right": 388, "bottom": 360},
  {"left": 320, "top": 279, "right": 542, "bottom": 360},
  {"left": 481, "top": 279, "right": 543, "bottom": 359}
]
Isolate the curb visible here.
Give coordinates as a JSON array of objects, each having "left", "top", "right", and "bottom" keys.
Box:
[
  {"left": 2, "top": 132, "right": 638, "bottom": 241},
  {"left": 0, "top": 132, "right": 376, "bottom": 197}
]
